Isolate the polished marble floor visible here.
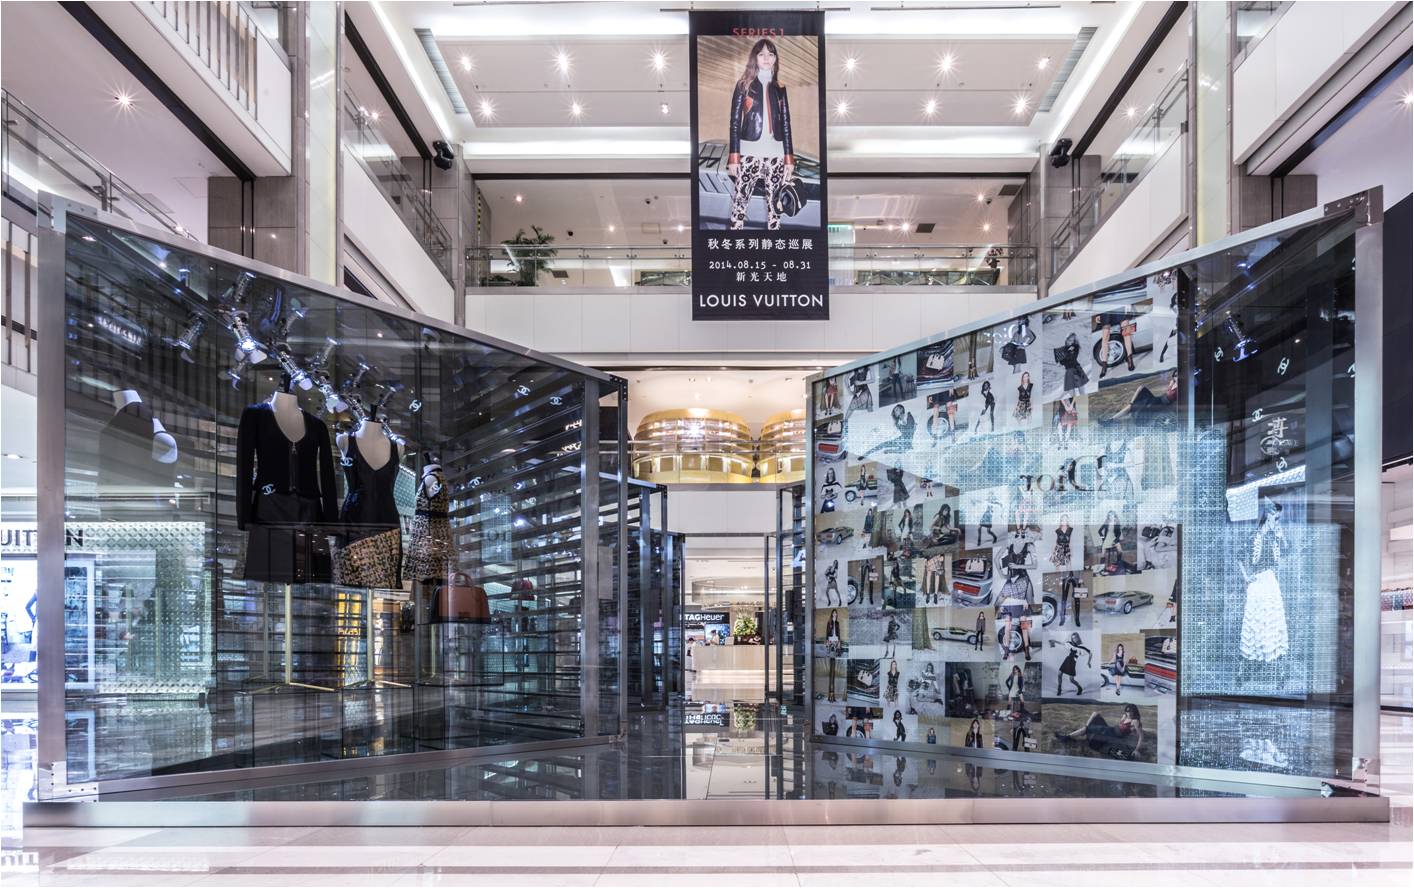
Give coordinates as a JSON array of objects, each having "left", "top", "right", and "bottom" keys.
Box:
[{"left": 1, "top": 713, "right": 1409, "bottom": 886}]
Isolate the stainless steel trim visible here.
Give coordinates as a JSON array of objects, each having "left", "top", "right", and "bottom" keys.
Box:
[
  {"left": 806, "top": 194, "right": 1351, "bottom": 384},
  {"left": 1351, "top": 187, "right": 1385, "bottom": 784},
  {"left": 581, "top": 377, "right": 602, "bottom": 740},
  {"left": 24, "top": 795, "right": 1389, "bottom": 827},
  {"left": 34, "top": 193, "right": 69, "bottom": 798},
  {"left": 44, "top": 195, "right": 618, "bottom": 383}
]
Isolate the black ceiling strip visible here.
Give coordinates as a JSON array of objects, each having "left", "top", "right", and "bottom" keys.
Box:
[
  {"left": 1069, "top": 1, "right": 1188, "bottom": 158},
  {"left": 1271, "top": 49, "right": 1412, "bottom": 178},
  {"left": 345, "top": 13, "right": 432, "bottom": 160},
  {"left": 59, "top": 1, "right": 254, "bottom": 181}
]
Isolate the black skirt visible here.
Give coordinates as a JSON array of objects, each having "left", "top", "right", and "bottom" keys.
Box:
[{"left": 242, "top": 491, "right": 332, "bottom": 583}]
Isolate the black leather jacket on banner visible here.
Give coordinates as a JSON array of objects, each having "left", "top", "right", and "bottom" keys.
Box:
[{"left": 728, "top": 78, "right": 794, "bottom": 165}]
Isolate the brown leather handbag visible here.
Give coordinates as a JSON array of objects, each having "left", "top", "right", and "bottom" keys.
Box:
[{"left": 433, "top": 572, "right": 489, "bottom": 623}]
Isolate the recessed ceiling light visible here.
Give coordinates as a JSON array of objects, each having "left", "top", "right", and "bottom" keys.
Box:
[
  {"left": 460, "top": 54, "right": 473, "bottom": 72},
  {"left": 479, "top": 98, "right": 495, "bottom": 120},
  {"left": 4, "top": 453, "right": 21, "bottom": 460},
  {"left": 937, "top": 53, "right": 955, "bottom": 75},
  {"left": 569, "top": 100, "right": 584, "bottom": 118},
  {"left": 1012, "top": 95, "right": 1030, "bottom": 116},
  {"left": 834, "top": 99, "right": 850, "bottom": 118},
  {"left": 651, "top": 50, "right": 666, "bottom": 72},
  {"left": 514, "top": 194, "right": 524, "bottom": 203},
  {"left": 676, "top": 223, "right": 685, "bottom": 232},
  {"left": 114, "top": 91, "right": 134, "bottom": 109},
  {"left": 608, "top": 224, "right": 616, "bottom": 232},
  {"left": 923, "top": 97, "right": 938, "bottom": 117},
  {"left": 1125, "top": 105, "right": 1137, "bottom": 119},
  {"left": 555, "top": 50, "right": 571, "bottom": 74},
  {"left": 983, "top": 222, "right": 992, "bottom": 233},
  {"left": 660, "top": 102, "right": 670, "bottom": 115},
  {"left": 976, "top": 193, "right": 986, "bottom": 203},
  {"left": 369, "top": 110, "right": 381, "bottom": 122},
  {"left": 1037, "top": 56, "right": 1051, "bottom": 70},
  {"left": 844, "top": 56, "right": 857, "bottom": 73},
  {"left": 1402, "top": 92, "right": 1413, "bottom": 107}
]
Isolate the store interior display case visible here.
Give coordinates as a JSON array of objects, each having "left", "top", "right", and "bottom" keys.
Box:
[
  {"left": 806, "top": 191, "right": 1384, "bottom": 790},
  {"left": 33, "top": 199, "right": 628, "bottom": 797}
]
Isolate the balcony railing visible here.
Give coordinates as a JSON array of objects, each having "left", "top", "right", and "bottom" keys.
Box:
[
  {"left": 1, "top": 89, "right": 193, "bottom": 238},
  {"left": 1050, "top": 66, "right": 1188, "bottom": 281},
  {"left": 467, "top": 243, "right": 1036, "bottom": 289},
  {"left": 148, "top": 1, "right": 289, "bottom": 117},
  {"left": 342, "top": 89, "right": 455, "bottom": 285}
]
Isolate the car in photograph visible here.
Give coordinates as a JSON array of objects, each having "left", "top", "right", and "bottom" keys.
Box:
[
  {"left": 1100, "top": 660, "right": 1147, "bottom": 691},
  {"left": 815, "top": 420, "right": 846, "bottom": 462},
  {"left": 815, "top": 526, "right": 855, "bottom": 546},
  {"left": 1041, "top": 593, "right": 1058, "bottom": 627},
  {"left": 1093, "top": 589, "right": 1154, "bottom": 614},
  {"left": 949, "top": 556, "right": 992, "bottom": 606},
  {"left": 1144, "top": 635, "right": 1177, "bottom": 694},
  {"left": 931, "top": 626, "right": 979, "bottom": 646},
  {"left": 697, "top": 140, "right": 822, "bottom": 229}
]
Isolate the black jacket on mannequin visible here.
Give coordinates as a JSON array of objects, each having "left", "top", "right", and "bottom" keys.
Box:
[{"left": 236, "top": 403, "right": 338, "bottom": 583}]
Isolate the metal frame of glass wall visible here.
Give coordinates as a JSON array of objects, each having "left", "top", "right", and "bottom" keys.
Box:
[
  {"left": 32, "top": 195, "right": 629, "bottom": 800},
  {"left": 805, "top": 188, "right": 1385, "bottom": 796}
]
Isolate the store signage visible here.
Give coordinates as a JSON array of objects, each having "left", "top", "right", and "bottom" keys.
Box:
[
  {"left": 689, "top": 9, "right": 828, "bottom": 320},
  {"left": 0, "top": 524, "right": 86, "bottom": 553},
  {"left": 683, "top": 610, "right": 730, "bottom": 627}
]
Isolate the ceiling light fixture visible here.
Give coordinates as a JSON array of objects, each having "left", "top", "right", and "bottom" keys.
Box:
[
  {"left": 976, "top": 192, "right": 986, "bottom": 203},
  {"left": 660, "top": 102, "right": 670, "bottom": 115},
  {"left": 1037, "top": 56, "right": 1051, "bottom": 70},
  {"left": 1402, "top": 92, "right": 1413, "bottom": 107},
  {"left": 514, "top": 193, "right": 524, "bottom": 203},
  {"left": 479, "top": 98, "right": 496, "bottom": 120},
  {"left": 555, "top": 50, "right": 571, "bottom": 75},
  {"left": 844, "top": 55, "right": 858, "bottom": 73},
  {"left": 834, "top": 99, "right": 851, "bottom": 118},
  {"left": 1125, "top": 105, "right": 1137, "bottom": 119},
  {"left": 569, "top": 99, "right": 584, "bottom": 118},
  {"left": 676, "top": 223, "right": 685, "bottom": 232},
  {"left": 608, "top": 224, "right": 616, "bottom": 232},
  {"left": 460, "top": 54, "right": 473, "bottom": 72},
  {"left": 923, "top": 97, "right": 938, "bottom": 117},
  {"left": 983, "top": 222, "right": 992, "bottom": 233},
  {"left": 1012, "top": 95, "right": 1030, "bottom": 116},
  {"left": 652, "top": 50, "right": 666, "bottom": 72},
  {"left": 369, "top": 110, "right": 381, "bottom": 122},
  {"left": 114, "top": 91, "right": 134, "bottom": 109}
]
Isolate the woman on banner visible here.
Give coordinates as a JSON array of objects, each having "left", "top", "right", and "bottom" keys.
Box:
[{"left": 727, "top": 38, "right": 795, "bottom": 230}]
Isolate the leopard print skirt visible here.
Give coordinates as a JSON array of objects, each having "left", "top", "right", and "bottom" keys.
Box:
[{"left": 730, "top": 156, "right": 787, "bottom": 230}]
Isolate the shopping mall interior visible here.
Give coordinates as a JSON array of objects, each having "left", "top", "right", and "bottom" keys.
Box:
[{"left": 0, "top": 1, "right": 1411, "bottom": 885}]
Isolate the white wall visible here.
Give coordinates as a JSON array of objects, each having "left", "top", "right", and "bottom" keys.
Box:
[
  {"left": 1232, "top": 1, "right": 1405, "bottom": 164},
  {"left": 1294, "top": 70, "right": 1414, "bottom": 209},
  {"left": 1050, "top": 137, "right": 1186, "bottom": 296},
  {"left": 90, "top": 2, "right": 293, "bottom": 176},
  {"left": 342, "top": 148, "right": 457, "bottom": 322},
  {"left": 464, "top": 287, "right": 1035, "bottom": 363},
  {"left": 665, "top": 488, "right": 780, "bottom": 536}
]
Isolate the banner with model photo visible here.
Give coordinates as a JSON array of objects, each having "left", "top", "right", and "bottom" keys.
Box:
[{"left": 690, "top": 10, "right": 828, "bottom": 320}]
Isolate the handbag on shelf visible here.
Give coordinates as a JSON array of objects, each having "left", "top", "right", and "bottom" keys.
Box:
[{"left": 433, "top": 572, "right": 490, "bottom": 623}]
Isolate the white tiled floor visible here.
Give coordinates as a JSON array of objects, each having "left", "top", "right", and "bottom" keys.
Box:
[{"left": 2, "top": 715, "right": 1409, "bottom": 887}]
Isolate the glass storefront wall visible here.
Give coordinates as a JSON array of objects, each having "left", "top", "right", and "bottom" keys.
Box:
[
  {"left": 808, "top": 193, "right": 1382, "bottom": 786},
  {"left": 33, "top": 200, "right": 626, "bottom": 797}
]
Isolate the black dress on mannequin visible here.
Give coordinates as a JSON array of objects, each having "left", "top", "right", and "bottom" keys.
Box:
[
  {"left": 336, "top": 434, "right": 402, "bottom": 588},
  {"left": 236, "top": 403, "right": 338, "bottom": 583}
]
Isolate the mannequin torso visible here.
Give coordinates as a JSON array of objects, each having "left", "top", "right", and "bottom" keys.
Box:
[
  {"left": 338, "top": 421, "right": 393, "bottom": 470},
  {"left": 269, "top": 391, "right": 306, "bottom": 444}
]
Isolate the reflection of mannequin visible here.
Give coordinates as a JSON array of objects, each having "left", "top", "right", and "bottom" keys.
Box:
[{"left": 99, "top": 390, "right": 179, "bottom": 489}]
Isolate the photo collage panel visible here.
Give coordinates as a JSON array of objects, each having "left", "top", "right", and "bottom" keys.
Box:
[{"left": 813, "top": 272, "right": 1183, "bottom": 763}]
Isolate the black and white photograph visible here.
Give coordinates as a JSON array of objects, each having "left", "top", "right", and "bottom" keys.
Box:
[{"left": 847, "top": 658, "right": 882, "bottom": 705}]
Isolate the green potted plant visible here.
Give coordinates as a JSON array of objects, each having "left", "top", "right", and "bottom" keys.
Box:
[
  {"left": 732, "top": 613, "right": 760, "bottom": 645},
  {"left": 502, "top": 226, "right": 557, "bottom": 286}
]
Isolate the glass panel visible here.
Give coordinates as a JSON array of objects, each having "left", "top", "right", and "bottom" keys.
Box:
[
  {"left": 812, "top": 209, "right": 1366, "bottom": 782},
  {"left": 47, "top": 213, "right": 618, "bottom": 791}
]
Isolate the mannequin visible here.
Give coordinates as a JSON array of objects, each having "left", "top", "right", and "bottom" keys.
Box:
[
  {"left": 333, "top": 417, "right": 402, "bottom": 589},
  {"left": 407, "top": 460, "right": 450, "bottom": 584},
  {"left": 235, "top": 381, "right": 337, "bottom": 583}
]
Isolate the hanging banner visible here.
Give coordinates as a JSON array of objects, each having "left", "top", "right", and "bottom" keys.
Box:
[{"left": 690, "top": 9, "right": 828, "bottom": 320}]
